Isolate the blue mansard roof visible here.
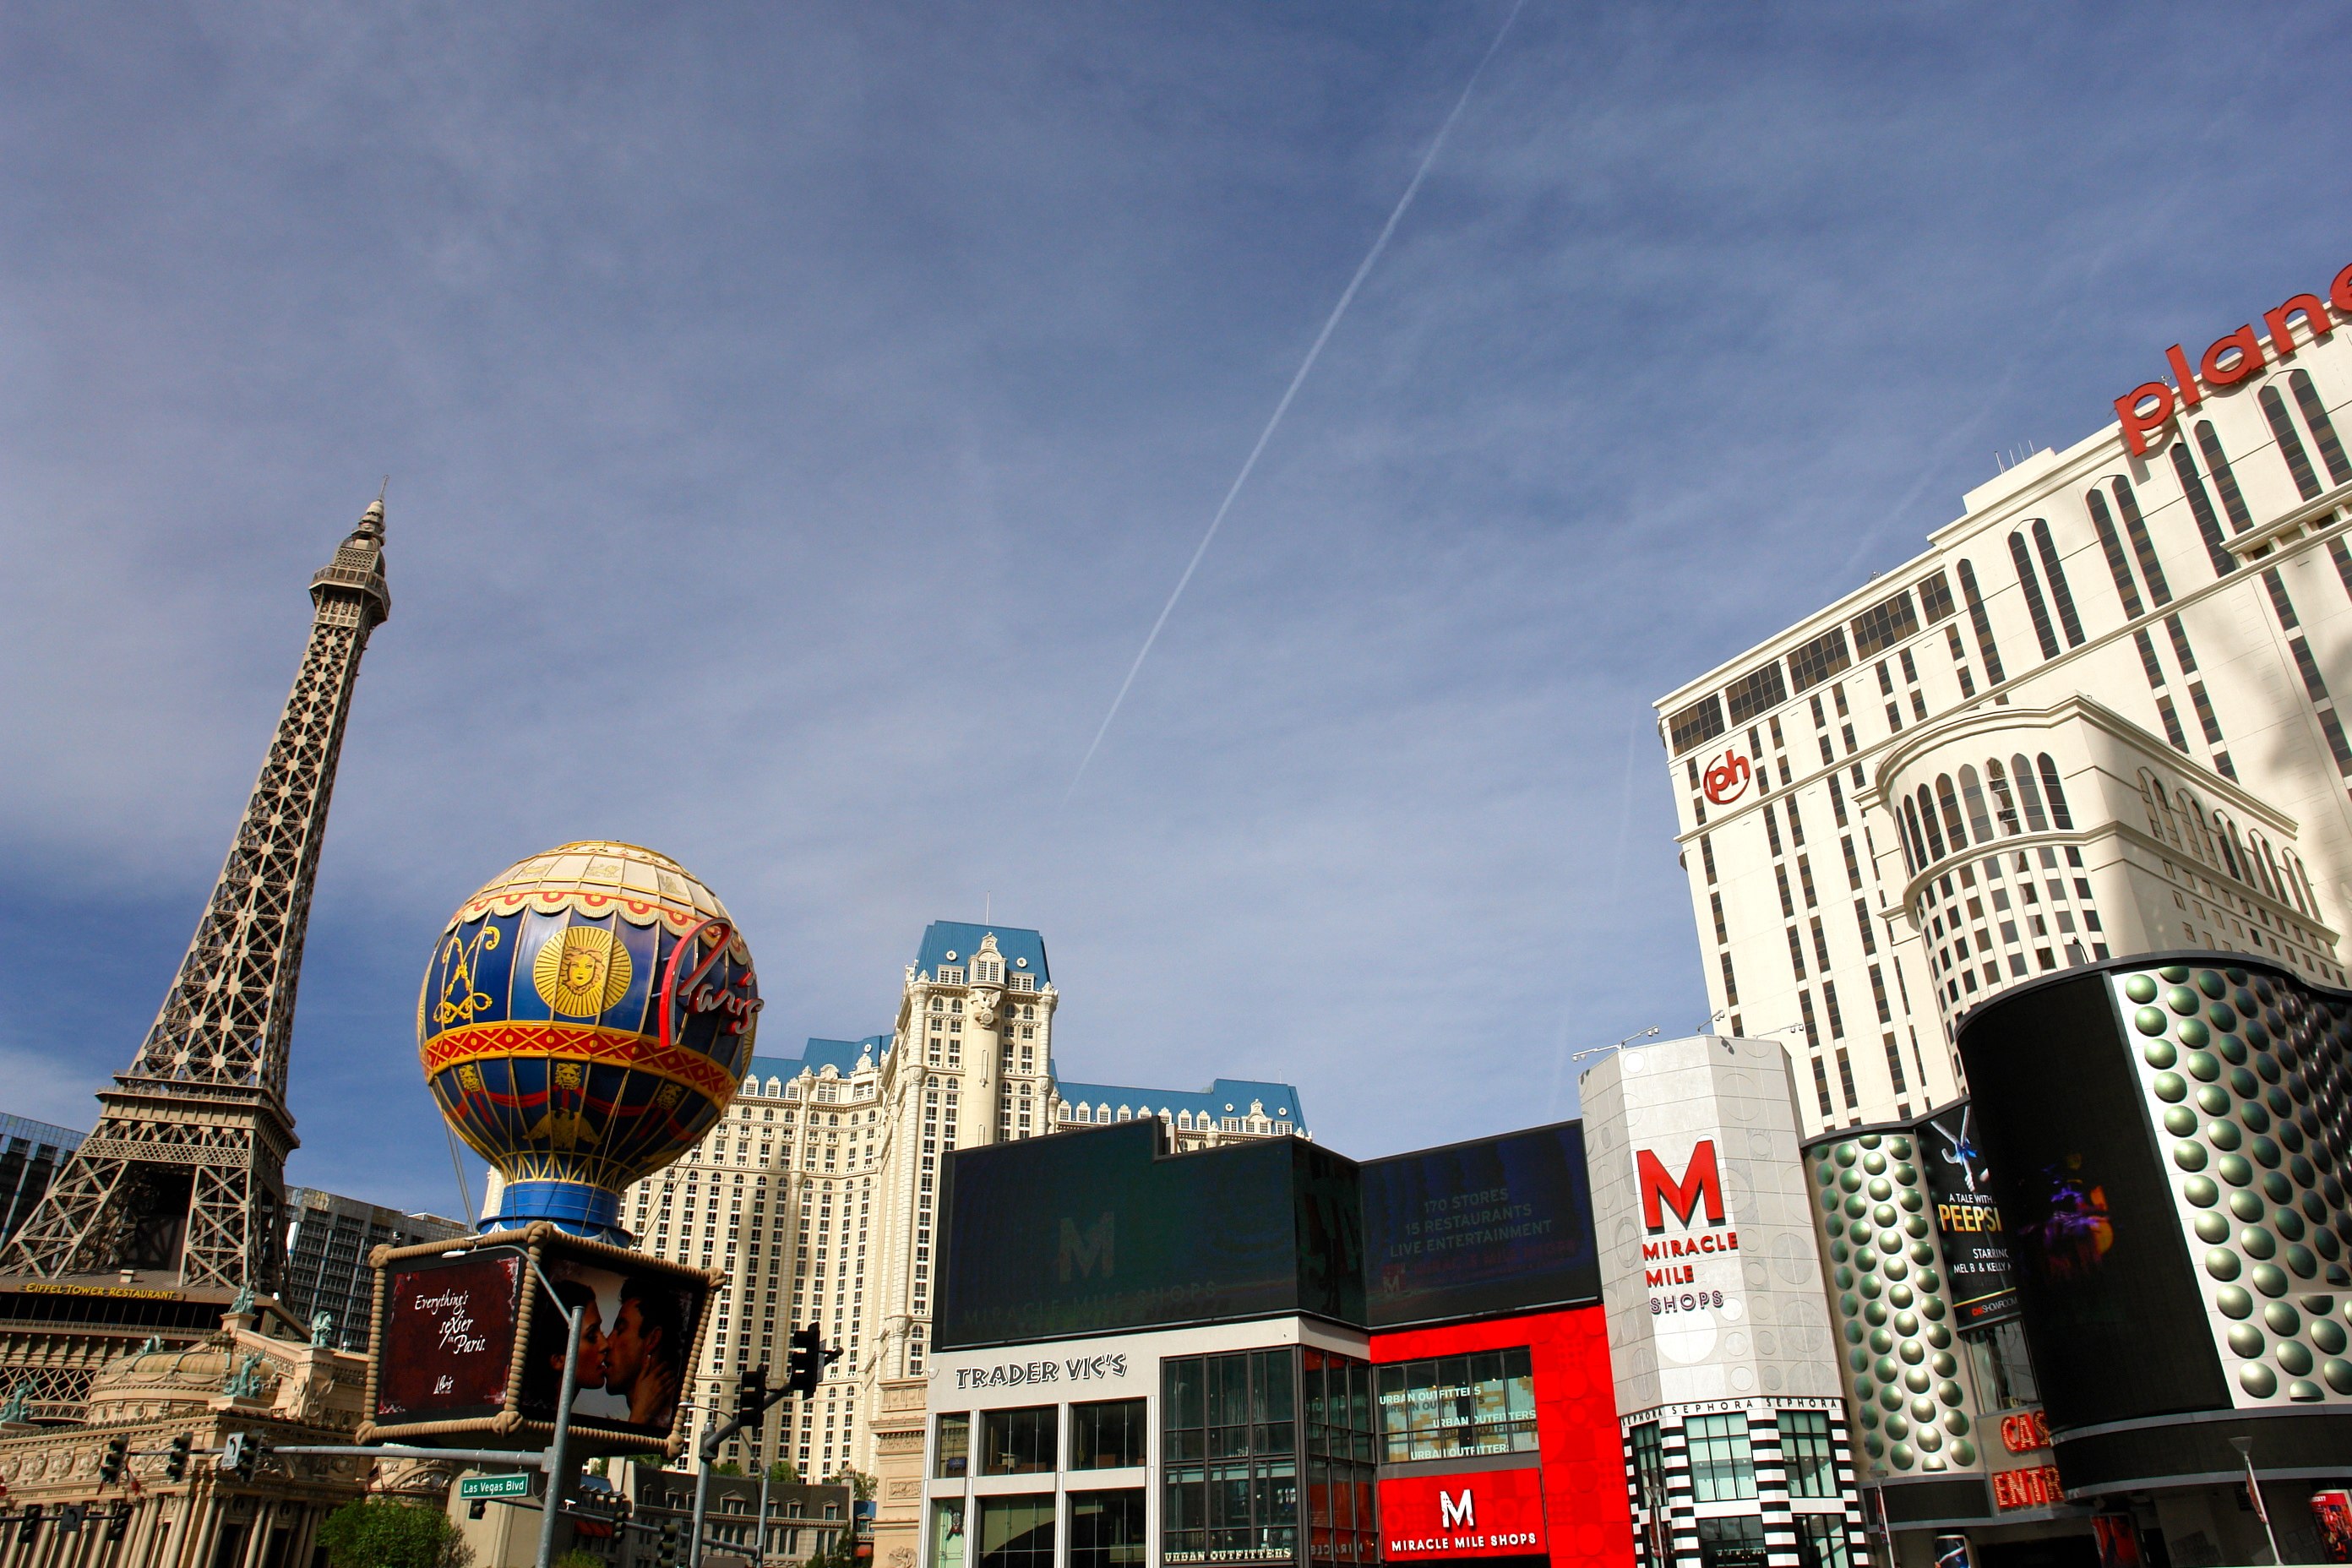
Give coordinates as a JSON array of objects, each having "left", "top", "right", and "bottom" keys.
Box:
[
  {"left": 749, "top": 1035, "right": 892, "bottom": 1081},
  {"left": 1051, "top": 1075, "right": 1305, "bottom": 1129},
  {"left": 914, "top": 922, "right": 1048, "bottom": 983}
]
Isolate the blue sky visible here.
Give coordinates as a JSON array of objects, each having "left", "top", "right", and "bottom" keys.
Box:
[{"left": 3, "top": 2, "right": 2347, "bottom": 1217}]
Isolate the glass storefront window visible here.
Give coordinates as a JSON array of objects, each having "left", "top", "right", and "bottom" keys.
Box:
[
  {"left": 1685, "top": 1413, "right": 1757, "bottom": 1503},
  {"left": 1794, "top": 1515, "right": 1851, "bottom": 1568},
  {"left": 1373, "top": 1347, "right": 1537, "bottom": 1462},
  {"left": 934, "top": 1413, "right": 970, "bottom": 1479},
  {"left": 980, "top": 1407, "right": 1057, "bottom": 1475},
  {"left": 1072, "top": 1398, "right": 1149, "bottom": 1469},
  {"left": 1163, "top": 1351, "right": 1300, "bottom": 1565},
  {"left": 930, "top": 1499, "right": 967, "bottom": 1568},
  {"left": 977, "top": 1496, "right": 1054, "bottom": 1568},
  {"left": 1302, "top": 1348, "right": 1377, "bottom": 1565},
  {"left": 1070, "top": 1490, "right": 1147, "bottom": 1568},
  {"left": 1778, "top": 1411, "right": 1836, "bottom": 1500},
  {"left": 1697, "top": 1516, "right": 1767, "bottom": 1568}
]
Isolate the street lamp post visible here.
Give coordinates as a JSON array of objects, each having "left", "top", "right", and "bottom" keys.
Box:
[
  {"left": 530, "top": 1260, "right": 586, "bottom": 1568},
  {"left": 2229, "top": 1436, "right": 2283, "bottom": 1565}
]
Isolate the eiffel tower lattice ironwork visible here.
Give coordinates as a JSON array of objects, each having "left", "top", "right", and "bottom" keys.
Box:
[{"left": 4, "top": 498, "right": 391, "bottom": 1292}]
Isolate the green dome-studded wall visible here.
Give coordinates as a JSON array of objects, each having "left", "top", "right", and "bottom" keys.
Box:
[
  {"left": 1801, "top": 1129, "right": 1990, "bottom": 1483},
  {"left": 2115, "top": 961, "right": 2352, "bottom": 1406}
]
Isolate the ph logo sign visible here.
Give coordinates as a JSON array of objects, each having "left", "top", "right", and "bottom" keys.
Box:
[{"left": 1701, "top": 749, "right": 1750, "bottom": 806}]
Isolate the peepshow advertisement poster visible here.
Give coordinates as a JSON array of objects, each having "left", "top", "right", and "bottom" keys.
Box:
[
  {"left": 1359, "top": 1122, "right": 1600, "bottom": 1326},
  {"left": 1918, "top": 1104, "right": 2020, "bottom": 1329},
  {"left": 376, "top": 1249, "right": 524, "bottom": 1424}
]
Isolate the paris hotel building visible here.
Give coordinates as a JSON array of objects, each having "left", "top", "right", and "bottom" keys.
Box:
[
  {"left": 526, "top": 922, "right": 1305, "bottom": 1488},
  {"left": 1654, "top": 264, "right": 2352, "bottom": 1135}
]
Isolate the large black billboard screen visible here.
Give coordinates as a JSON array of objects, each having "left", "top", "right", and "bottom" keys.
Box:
[
  {"left": 935, "top": 1122, "right": 1361, "bottom": 1348},
  {"left": 1359, "top": 1121, "right": 1600, "bottom": 1326},
  {"left": 1917, "top": 1105, "right": 2019, "bottom": 1331},
  {"left": 1958, "top": 973, "right": 2228, "bottom": 1425}
]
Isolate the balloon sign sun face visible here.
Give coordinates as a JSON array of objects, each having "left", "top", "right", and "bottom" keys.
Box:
[{"left": 418, "top": 842, "right": 761, "bottom": 1240}]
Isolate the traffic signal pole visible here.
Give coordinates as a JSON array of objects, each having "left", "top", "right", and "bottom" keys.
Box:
[
  {"left": 531, "top": 1263, "right": 587, "bottom": 1568},
  {"left": 692, "top": 1326, "right": 836, "bottom": 1568}
]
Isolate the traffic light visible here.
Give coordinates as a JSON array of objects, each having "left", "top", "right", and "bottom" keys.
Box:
[
  {"left": 658, "top": 1517, "right": 681, "bottom": 1566},
  {"left": 468, "top": 1500, "right": 487, "bottom": 1521},
  {"left": 99, "top": 1435, "right": 127, "bottom": 1484},
  {"left": 17, "top": 1505, "right": 41, "bottom": 1545},
  {"left": 786, "top": 1324, "right": 837, "bottom": 1399},
  {"left": 164, "top": 1434, "right": 192, "bottom": 1482},
  {"left": 222, "top": 1433, "right": 259, "bottom": 1483},
  {"left": 735, "top": 1365, "right": 767, "bottom": 1428},
  {"left": 104, "top": 1506, "right": 129, "bottom": 1544}
]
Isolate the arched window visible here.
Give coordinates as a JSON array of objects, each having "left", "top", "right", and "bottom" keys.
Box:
[
  {"left": 2031, "top": 520, "right": 2086, "bottom": 645},
  {"left": 2010, "top": 531, "right": 2062, "bottom": 659},
  {"left": 1959, "top": 765, "right": 1995, "bottom": 843},
  {"left": 1936, "top": 774, "right": 1970, "bottom": 851},
  {"left": 2261, "top": 385, "right": 2323, "bottom": 500},
  {"left": 2284, "top": 850, "right": 2318, "bottom": 917},
  {"left": 2289, "top": 370, "right": 2352, "bottom": 486},
  {"left": 2110, "top": 478, "right": 2172, "bottom": 608},
  {"left": 1957, "top": 559, "right": 2006, "bottom": 684},
  {"left": 1917, "top": 787, "right": 1947, "bottom": 861},
  {"left": 2195, "top": 423, "right": 2255, "bottom": 531},
  {"left": 2012, "top": 754, "right": 2049, "bottom": 832},
  {"left": 1901, "top": 798, "right": 1928, "bottom": 873},
  {"left": 1986, "top": 760, "right": 2021, "bottom": 836},
  {"left": 2168, "top": 444, "right": 2236, "bottom": 576},
  {"left": 2037, "top": 754, "right": 2073, "bottom": 830},
  {"left": 2249, "top": 832, "right": 2284, "bottom": 902},
  {"left": 1177, "top": 1110, "right": 1194, "bottom": 1130},
  {"left": 2213, "top": 814, "right": 2246, "bottom": 885},
  {"left": 2138, "top": 773, "right": 2167, "bottom": 841},
  {"left": 2085, "top": 488, "right": 2145, "bottom": 618}
]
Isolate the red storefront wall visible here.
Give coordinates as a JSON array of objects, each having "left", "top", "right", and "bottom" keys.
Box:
[{"left": 1370, "top": 1305, "right": 1633, "bottom": 1568}]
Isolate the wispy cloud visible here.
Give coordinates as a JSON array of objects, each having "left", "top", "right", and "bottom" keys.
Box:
[{"left": 0, "top": 2, "right": 2345, "bottom": 1206}]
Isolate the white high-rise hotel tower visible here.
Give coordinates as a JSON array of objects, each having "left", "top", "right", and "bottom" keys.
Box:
[
  {"left": 599, "top": 921, "right": 1304, "bottom": 1489},
  {"left": 1656, "top": 263, "right": 2352, "bottom": 1135}
]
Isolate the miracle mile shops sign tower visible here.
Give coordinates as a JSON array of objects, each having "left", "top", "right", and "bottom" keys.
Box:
[{"left": 1581, "top": 1035, "right": 1866, "bottom": 1568}]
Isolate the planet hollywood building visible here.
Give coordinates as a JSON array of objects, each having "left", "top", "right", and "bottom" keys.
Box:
[
  {"left": 917, "top": 1033, "right": 1868, "bottom": 1568},
  {"left": 1654, "top": 258, "right": 2352, "bottom": 1141}
]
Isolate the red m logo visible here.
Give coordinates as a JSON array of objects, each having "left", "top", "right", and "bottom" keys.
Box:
[{"left": 1636, "top": 1141, "right": 1724, "bottom": 1232}]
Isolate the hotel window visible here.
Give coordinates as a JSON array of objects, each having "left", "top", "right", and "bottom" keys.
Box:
[
  {"left": 2193, "top": 422, "right": 2255, "bottom": 531},
  {"left": 1669, "top": 695, "right": 1728, "bottom": 756},
  {"left": 2168, "top": 443, "right": 2236, "bottom": 576},
  {"left": 934, "top": 1413, "right": 970, "bottom": 1478},
  {"left": 1918, "top": 569, "right": 1956, "bottom": 624},
  {"left": 2008, "top": 531, "right": 2061, "bottom": 660},
  {"left": 2262, "top": 384, "right": 2323, "bottom": 499},
  {"left": 1955, "top": 560, "right": 2005, "bottom": 685},
  {"left": 1785, "top": 627, "right": 1852, "bottom": 693},
  {"left": 977, "top": 1496, "right": 1054, "bottom": 1568},
  {"left": 2029, "top": 520, "right": 2084, "bottom": 645},
  {"left": 1374, "top": 1348, "right": 1536, "bottom": 1462},
  {"left": 1724, "top": 662, "right": 1788, "bottom": 725},
  {"left": 1070, "top": 1491, "right": 1147, "bottom": 1568},
  {"left": 981, "top": 1406, "right": 1057, "bottom": 1475},
  {"left": 1685, "top": 1413, "right": 1757, "bottom": 1502},
  {"left": 2289, "top": 370, "right": 2352, "bottom": 484},
  {"left": 2110, "top": 478, "right": 2171, "bottom": 607},
  {"left": 1780, "top": 1410, "right": 1838, "bottom": 1498},
  {"left": 1072, "top": 1399, "right": 1149, "bottom": 1469},
  {"left": 1849, "top": 589, "right": 1919, "bottom": 657}
]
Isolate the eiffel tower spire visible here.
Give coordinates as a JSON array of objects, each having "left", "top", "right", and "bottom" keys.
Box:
[{"left": 4, "top": 498, "right": 390, "bottom": 1291}]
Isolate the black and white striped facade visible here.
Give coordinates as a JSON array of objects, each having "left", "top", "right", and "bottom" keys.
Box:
[{"left": 1620, "top": 1396, "right": 1869, "bottom": 1568}]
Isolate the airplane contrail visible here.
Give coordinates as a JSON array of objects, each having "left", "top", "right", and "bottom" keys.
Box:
[{"left": 1065, "top": 0, "right": 1527, "bottom": 801}]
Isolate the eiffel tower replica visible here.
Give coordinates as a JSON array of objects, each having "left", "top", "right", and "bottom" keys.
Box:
[{"left": 0, "top": 498, "right": 389, "bottom": 1414}]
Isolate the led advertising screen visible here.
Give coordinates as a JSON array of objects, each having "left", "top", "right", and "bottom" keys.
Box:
[
  {"left": 935, "top": 1120, "right": 1361, "bottom": 1348},
  {"left": 1916, "top": 1104, "right": 2019, "bottom": 1331},
  {"left": 1956, "top": 972, "right": 2228, "bottom": 1425},
  {"left": 366, "top": 1229, "right": 713, "bottom": 1451},
  {"left": 1360, "top": 1122, "right": 1600, "bottom": 1327}
]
